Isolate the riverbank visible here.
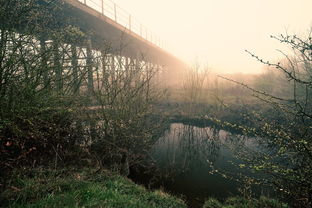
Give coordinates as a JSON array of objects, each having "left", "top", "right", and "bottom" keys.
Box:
[
  {"left": 0, "top": 168, "right": 187, "bottom": 208},
  {"left": 0, "top": 167, "right": 289, "bottom": 208}
]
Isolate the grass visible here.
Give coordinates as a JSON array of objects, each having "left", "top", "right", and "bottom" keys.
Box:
[
  {"left": 203, "top": 196, "right": 288, "bottom": 208},
  {"left": 0, "top": 168, "right": 187, "bottom": 208},
  {"left": 0, "top": 167, "right": 289, "bottom": 208}
]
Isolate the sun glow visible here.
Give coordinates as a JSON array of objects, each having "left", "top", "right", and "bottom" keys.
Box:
[{"left": 113, "top": 0, "right": 311, "bottom": 74}]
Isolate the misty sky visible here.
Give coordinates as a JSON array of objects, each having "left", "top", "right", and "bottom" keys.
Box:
[{"left": 113, "top": 0, "right": 312, "bottom": 74}]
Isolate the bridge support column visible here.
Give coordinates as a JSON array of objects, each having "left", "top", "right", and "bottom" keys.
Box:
[
  {"left": 134, "top": 59, "right": 141, "bottom": 87},
  {"left": 53, "top": 40, "right": 63, "bottom": 92},
  {"left": 86, "top": 37, "right": 94, "bottom": 94},
  {"left": 71, "top": 44, "right": 79, "bottom": 95},
  {"left": 146, "top": 62, "right": 152, "bottom": 100},
  {"left": 40, "top": 37, "right": 49, "bottom": 87},
  {"left": 110, "top": 55, "right": 115, "bottom": 83},
  {"left": 125, "top": 57, "right": 129, "bottom": 76},
  {"left": 127, "top": 57, "right": 134, "bottom": 87},
  {"left": 101, "top": 50, "right": 109, "bottom": 87}
]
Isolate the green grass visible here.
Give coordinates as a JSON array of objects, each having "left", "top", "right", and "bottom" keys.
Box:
[
  {"left": 203, "top": 196, "right": 288, "bottom": 208},
  {"left": 1, "top": 169, "right": 290, "bottom": 208},
  {"left": 1, "top": 168, "right": 186, "bottom": 208}
]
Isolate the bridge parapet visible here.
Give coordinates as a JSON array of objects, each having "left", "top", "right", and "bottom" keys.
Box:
[{"left": 76, "top": 0, "right": 164, "bottom": 49}]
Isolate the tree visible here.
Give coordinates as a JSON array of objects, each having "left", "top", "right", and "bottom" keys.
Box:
[
  {"left": 228, "top": 31, "right": 312, "bottom": 207},
  {"left": 182, "top": 63, "right": 210, "bottom": 114},
  {"left": 0, "top": 0, "right": 164, "bottom": 178}
]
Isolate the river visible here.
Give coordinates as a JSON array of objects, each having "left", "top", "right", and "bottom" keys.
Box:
[{"left": 130, "top": 122, "right": 269, "bottom": 208}]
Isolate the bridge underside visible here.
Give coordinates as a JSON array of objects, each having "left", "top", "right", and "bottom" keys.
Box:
[
  {"left": 0, "top": 0, "right": 187, "bottom": 95},
  {"left": 63, "top": 0, "right": 184, "bottom": 67}
]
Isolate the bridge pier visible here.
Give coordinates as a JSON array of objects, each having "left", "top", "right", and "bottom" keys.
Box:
[
  {"left": 86, "top": 37, "right": 94, "bottom": 94},
  {"left": 101, "top": 49, "right": 109, "bottom": 87},
  {"left": 2, "top": 27, "right": 171, "bottom": 99},
  {"left": 40, "top": 37, "right": 49, "bottom": 88},
  {"left": 53, "top": 40, "right": 63, "bottom": 92},
  {"left": 71, "top": 44, "right": 80, "bottom": 94},
  {"left": 110, "top": 55, "right": 116, "bottom": 85}
]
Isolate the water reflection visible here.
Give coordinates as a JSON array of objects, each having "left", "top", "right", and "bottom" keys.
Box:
[
  {"left": 153, "top": 123, "right": 248, "bottom": 173},
  {"left": 151, "top": 123, "right": 253, "bottom": 207}
]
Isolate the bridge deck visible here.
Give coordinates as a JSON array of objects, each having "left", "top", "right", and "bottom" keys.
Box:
[{"left": 63, "top": 0, "right": 185, "bottom": 67}]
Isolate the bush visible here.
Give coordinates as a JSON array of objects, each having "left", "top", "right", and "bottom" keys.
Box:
[{"left": 221, "top": 31, "right": 312, "bottom": 207}]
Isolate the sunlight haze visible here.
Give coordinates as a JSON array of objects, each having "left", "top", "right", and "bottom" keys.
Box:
[{"left": 114, "top": 0, "right": 312, "bottom": 74}]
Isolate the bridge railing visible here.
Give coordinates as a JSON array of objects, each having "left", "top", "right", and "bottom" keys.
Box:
[{"left": 77, "top": 0, "right": 164, "bottom": 49}]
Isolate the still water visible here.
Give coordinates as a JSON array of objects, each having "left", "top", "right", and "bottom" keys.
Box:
[{"left": 150, "top": 123, "right": 260, "bottom": 207}]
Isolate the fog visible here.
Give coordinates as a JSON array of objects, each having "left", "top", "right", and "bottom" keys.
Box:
[{"left": 113, "top": 0, "right": 312, "bottom": 74}]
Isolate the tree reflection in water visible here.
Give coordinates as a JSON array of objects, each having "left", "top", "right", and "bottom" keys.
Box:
[
  {"left": 138, "top": 123, "right": 264, "bottom": 208},
  {"left": 152, "top": 123, "right": 250, "bottom": 176},
  {"left": 141, "top": 123, "right": 266, "bottom": 208}
]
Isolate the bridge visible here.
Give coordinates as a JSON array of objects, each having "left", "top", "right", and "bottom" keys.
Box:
[
  {"left": 1, "top": 0, "right": 186, "bottom": 96},
  {"left": 63, "top": 0, "right": 185, "bottom": 67}
]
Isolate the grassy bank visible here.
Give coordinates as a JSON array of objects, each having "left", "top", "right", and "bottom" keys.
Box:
[
  {"left": 0, "top": 168, "right": 187, "bottom": 208},
  {"left": 203, "top": 197, "right": 288, "bottom": 208},
  {"left": 0, "top": 167, "right": 289, "bottom": 208}
]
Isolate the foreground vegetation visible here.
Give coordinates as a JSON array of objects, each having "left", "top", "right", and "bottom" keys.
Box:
[
  {"left": 0, "top": 0, "right": 163, "bottom": 177},
  {"left": 203, "top": 197, "right": 288, "bottom": 208},
  {"left": 0, "top": 168, "right": 187, "bottom": 208},
  {"left": 1, "top": 168, "right": 288, "bottom": 208}
]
